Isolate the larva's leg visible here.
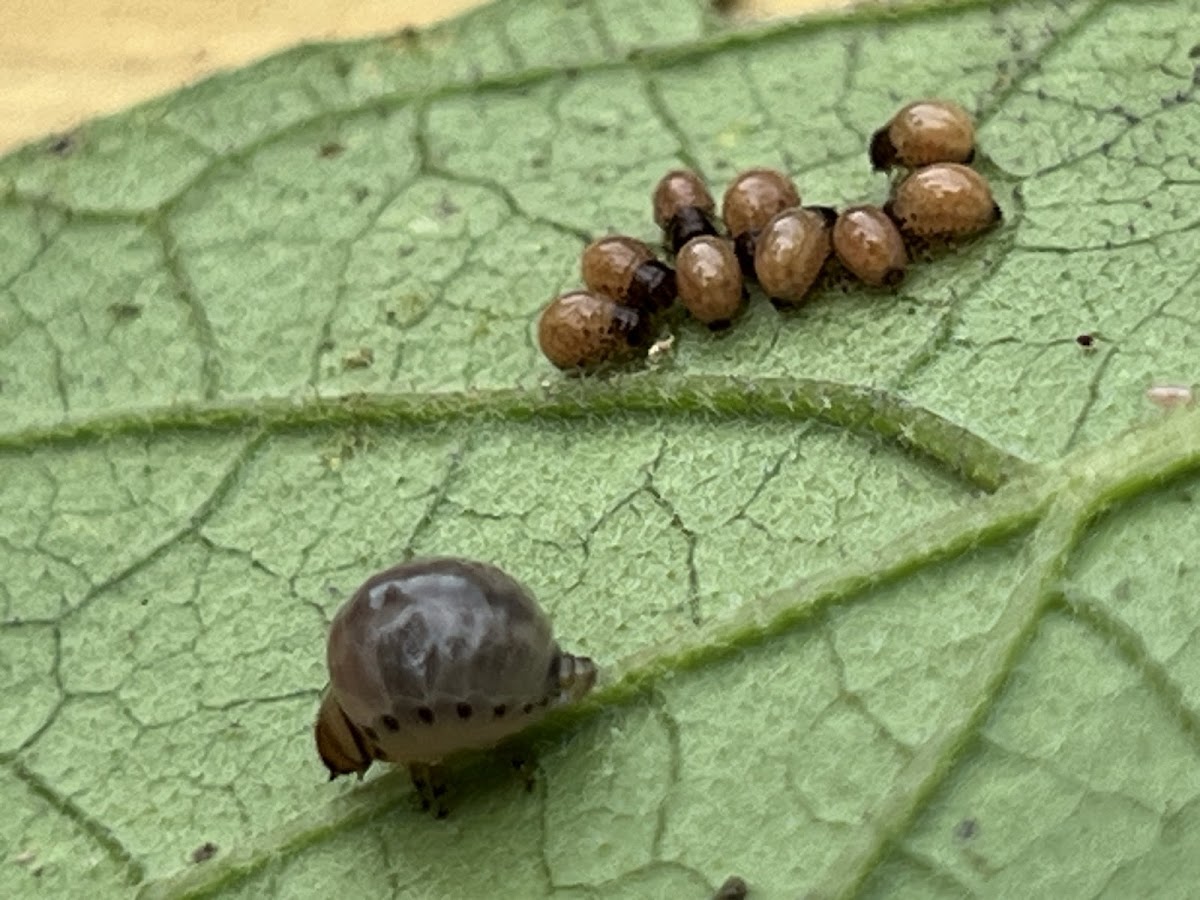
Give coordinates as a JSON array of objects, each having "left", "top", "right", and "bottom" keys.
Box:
[
  {"left": 408, "top": 762, "right": 432, "bottom": 811},
  {"left": 428, "top": 764, "right": 448, "bottom": 818},
  {"left": 408, "top": 763, "right": 449, "bottom": 818},
  {"left": 510, "top": 753, "right": 538, "bottom": 793}
]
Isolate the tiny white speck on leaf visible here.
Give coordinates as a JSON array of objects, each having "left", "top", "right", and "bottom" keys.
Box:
[{"left": 648, "top": 333, "right": 675, "bottom": 362}]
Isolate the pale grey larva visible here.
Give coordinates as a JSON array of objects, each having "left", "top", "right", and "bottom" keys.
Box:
[
  {"left": 314, "top": 557, "right": 596, "bottom": 816},
  {"left": 1146, "top": 384, "right": 1195, "bottom": 410}
]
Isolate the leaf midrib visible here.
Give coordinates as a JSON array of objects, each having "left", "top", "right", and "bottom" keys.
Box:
[{"left": 0, "top": 376, "right": 1030, "bottom": 490}]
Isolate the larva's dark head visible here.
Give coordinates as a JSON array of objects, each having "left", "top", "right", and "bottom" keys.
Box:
[
  {"left": 550, "top": 650, "right": 598, "bottom": 703},
  {"left": 869, "top": 125, "right": 898, "bottom": 171},
  {"left": 314, "top": 692, "right": 372, "bottom": 781},
  {"left": 807, "top": 205, "right": 839, "bottom": 228}
]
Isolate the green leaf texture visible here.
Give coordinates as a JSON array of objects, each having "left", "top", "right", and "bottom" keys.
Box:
[{"left": 3, "top": 0, "right": 1200, "bottom": 897}]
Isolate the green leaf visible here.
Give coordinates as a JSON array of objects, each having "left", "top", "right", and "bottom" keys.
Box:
[{"left": 3, "top": 0, "right": 1200, "bottom": 897}]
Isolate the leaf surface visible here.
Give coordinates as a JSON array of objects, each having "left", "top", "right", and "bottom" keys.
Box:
[{"left": 2, "top": 0, "right": 1200, "bottom": 897}]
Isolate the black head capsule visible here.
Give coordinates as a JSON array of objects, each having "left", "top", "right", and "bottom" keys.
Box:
[
  {"left": 732, "top": 231, "right": 760, "bottom": 277},
  {"left": 629, "top": 260, "right": 676, "bottom": 310},
  {"left": 653, "top": 170, "right": 719, "bottom": 253}
]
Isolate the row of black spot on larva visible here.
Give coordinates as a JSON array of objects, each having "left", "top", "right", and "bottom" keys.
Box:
[{"left": 537, "top": 99, "right": 1001, "bottom": 372}]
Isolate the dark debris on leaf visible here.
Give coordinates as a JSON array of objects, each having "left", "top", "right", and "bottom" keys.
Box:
[
  {"left": 46, "top": 133, "right": 77, "bottom": 157},
  {"left": 190, "top": 842, "right": 219, "bottom": 864},
  {"left": 954, "top": 818, "right": 979, "bottom": 840},
  {"left": 714, "top": 875, "right": 750, "bottom": 899}
]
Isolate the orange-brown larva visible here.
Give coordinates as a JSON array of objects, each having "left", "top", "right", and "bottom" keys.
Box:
[
  {"left": 653, "top": 169, "right": 719, "bottom": 252},
  {"left": 581, "top": 235, "right": 676, "bottom": 311},
  {"left": 753, "top": 206, "right": 836, "bottom": 305},
  {"left": 675, "top": 236, "right": 744, "bottom": 326},
  {"left": 722, "top": 168, "right": 801, "bottom": 274},
  {"left": 831, "top": 206, "right": 908, "bottom": 287},
  {"left": 869, "top": 99, "right": 976, "bottom": 171},
  {"left": 885, "top": 163, "right": 1001, "bottom": 239},
  {"left": 537, "top": 290, "right": 646, "bottom": 371}
]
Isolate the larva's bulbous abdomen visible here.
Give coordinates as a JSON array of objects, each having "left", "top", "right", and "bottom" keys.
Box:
[{"left": 318, "top": 557, "right": 596, "bottom": 775}]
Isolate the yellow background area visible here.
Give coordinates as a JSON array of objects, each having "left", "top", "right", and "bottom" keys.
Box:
[{"left": 2, "top": 0, "right": 880, "bottom": 152}]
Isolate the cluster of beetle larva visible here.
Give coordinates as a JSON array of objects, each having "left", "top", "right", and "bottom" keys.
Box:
[
  {"left": 537, "top": 99, "right": 1001, "bottom": 372},
  {"left": 311, "top": 101, "right": 1001, "bottom": 825}
]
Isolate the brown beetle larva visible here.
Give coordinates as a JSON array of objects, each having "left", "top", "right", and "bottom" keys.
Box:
[
  {"left": 581, "top": 235, "right": 676, "bottom": 311},
  {"left": 885, "top": 163, "right": 1001, "bottom": 240},
  {"left": 831, "top": 205, "right": 908, "bottom": 287},
  {"left": 870, "top": 99, "right": 976, "bottom": 171},
  {"left": 675, "top": 235, "right": 744, "bottom": 326},
  {"left": 753, "top": 206, "right": 837, "bottom": 305},
  {"left": 537, "top": 289, "right": 648, "bottom": 371}
]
